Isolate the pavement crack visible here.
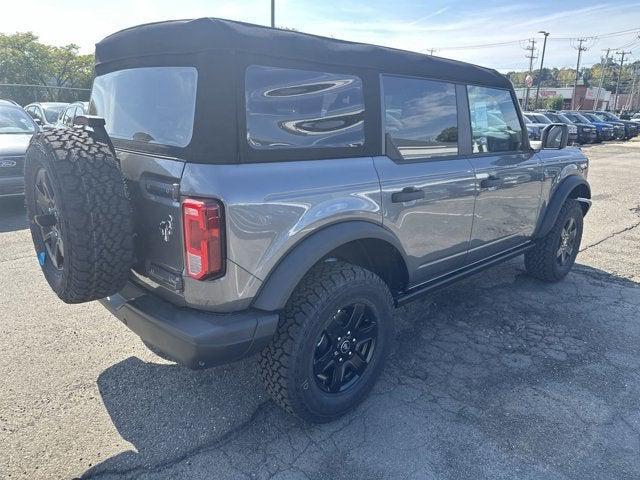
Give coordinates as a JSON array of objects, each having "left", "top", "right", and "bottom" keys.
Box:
[{"left": 579, "top": 219, "right": 640, "bottom": 252}]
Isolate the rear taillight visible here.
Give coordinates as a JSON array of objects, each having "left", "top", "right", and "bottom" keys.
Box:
[{"left": 182, "top": 198, "right": 225, "bottom": 280}]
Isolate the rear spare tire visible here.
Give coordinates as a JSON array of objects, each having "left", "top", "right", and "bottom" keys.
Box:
[{"left": 24, "top": 128, "right": 134, "bottom": 303}]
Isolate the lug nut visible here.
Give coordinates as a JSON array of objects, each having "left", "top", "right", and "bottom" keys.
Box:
[
  {"left": 334, "top": 352, "right": 338, "bottom": 356},
  {"left": 347, "top": 331, "right": 351, "bottom": 335},
  {"left": 339, "top": 357, "right": 343, "bottom": 362},
  {"left": 337, "top": 337, "right": 341, "bottom": 341}
]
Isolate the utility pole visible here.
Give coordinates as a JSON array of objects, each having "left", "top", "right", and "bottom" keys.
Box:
[
  {"left": 613, "top": 50, "right": 631, "bottom": 113},
  {"left": 426, "top": 48, "right": 436, "bottom": 55},
  {"left": 593, "top": 48, "right": 610, "bottom": 110},
  {"left": 534, "top": 31, "right": 550, "bottom": 109},
  {"left": 571, "top": 38, "right": 589, "bottom": 110},
  {"left": 523, "top": 38, "right": 537, "bottom": 110},
  {"left": 271, "top": 0, "right": 275, "bottom": 27},
  {"left": 626, "top": 69, "right": 638, "bottom": 111}
]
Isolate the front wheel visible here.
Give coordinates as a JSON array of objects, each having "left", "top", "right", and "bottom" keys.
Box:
[
  {"left": 525, "top": 199, "right": 584, "bottom": 282},
  {"left": 260, "top": 261, "right": 394, "bottom": 423}
]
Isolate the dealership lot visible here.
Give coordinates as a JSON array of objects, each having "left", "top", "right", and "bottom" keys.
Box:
[{"left": 1, "top": 140, "right": 639, "bottom": 479}]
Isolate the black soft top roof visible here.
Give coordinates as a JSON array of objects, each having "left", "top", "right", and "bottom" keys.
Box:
[{"left": 95, "top": 17, "right": 510, "bottom": 89}]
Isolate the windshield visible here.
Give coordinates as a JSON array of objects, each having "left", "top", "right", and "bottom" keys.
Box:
[
  {"left": 523, "top": 116, "right": 532, "bottom": 124},
  {"left": 43, "top": 106, "right": 65, "bottom": 123},
  {"left": 572, "top": 112, "right": 591, "bottom": 123},
  {"left": 599, "top": 111, "right": 621, "bottom": 121},
  {"left": 531, "top": 114, "right": 551, "bottom": 124},
  {"left": 0, "top": 106, "right": 37, "bottom": 134},
  {"left": 562, "top": 113, "right": 585, "bottom": 123},
  {"left": 90, "top": 67, "right": 198, "bottom": 148}
]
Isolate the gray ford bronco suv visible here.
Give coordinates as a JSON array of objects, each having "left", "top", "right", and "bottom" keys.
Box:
[{"left": 24, "top": 18, "right": 591, "bottom": 423}]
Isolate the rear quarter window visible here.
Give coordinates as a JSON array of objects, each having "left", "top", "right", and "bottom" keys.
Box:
[
  {"left": 89, "top": 67, "right": 197, "bottom": 148},
  {"left": 245, "top": 65, "right": 365, "bottom": 150}
]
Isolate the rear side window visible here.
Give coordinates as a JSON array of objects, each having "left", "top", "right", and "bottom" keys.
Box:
[
  {"left": 467, "top": 86, "right": 523, "bottom": 153},
  {"left": 245, "top": 65, "right": 365, "bottom": 150},
  {"left": 90, "top": 67, "right": 197, "bottom": 148},
  {"left": 382, "top": 76, "right": 458, "bottom": 160}
]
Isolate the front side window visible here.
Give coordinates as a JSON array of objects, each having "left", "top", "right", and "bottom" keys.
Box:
[
  {"left": 245, "top": 65, "right": 364, "bottom": 150},
  {"left": 90, "top": 67, "right": 198, "bottom": 148},
  {"left": 467, "top": 86, "right": 523, "bottom": 153},
  {"left": 382, "top": 76, "right": 458, "bottom": 160}
]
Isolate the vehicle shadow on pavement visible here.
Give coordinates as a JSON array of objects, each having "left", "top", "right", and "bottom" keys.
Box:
[
  {"left": 81, "top": 261, "right": 640, "bottom": 480},
  {"left": 0, "top": 197, "right": 27, "bottom": 233}
]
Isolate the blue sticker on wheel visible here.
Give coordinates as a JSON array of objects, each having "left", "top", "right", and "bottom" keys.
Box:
[{"left": 37, "top": 251, "right": 46, "bottom": 266}]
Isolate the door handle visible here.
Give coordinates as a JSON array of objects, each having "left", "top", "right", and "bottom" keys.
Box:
[
  {"left": 479, "top": 174, "right": 503, "bottom": 189},
  {"left": 391, "top": 187, "right": 425, "bottom": 203}
]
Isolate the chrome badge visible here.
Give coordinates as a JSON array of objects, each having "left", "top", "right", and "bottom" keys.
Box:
[{"left": 0, "top": 160, "right": 17, "bottom": 168}]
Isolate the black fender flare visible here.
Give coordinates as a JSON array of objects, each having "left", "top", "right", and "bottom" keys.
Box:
[
  {"left": 534, "top": 175, "right": 591, "bottom": 239},
  {"left": 252, "top": 221, "right": 408, "bottom": 312}
]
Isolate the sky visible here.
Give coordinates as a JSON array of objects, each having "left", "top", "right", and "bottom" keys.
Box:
[{"left": 1, "top": 0, "right": 639, "bottom": 72}]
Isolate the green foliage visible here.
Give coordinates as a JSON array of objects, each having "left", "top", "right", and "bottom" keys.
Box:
[
  {"left": 544, "top": 96, "right": 564, "bottom": 110},
  {"left": 0, "top": 32, "right": 94, "bottom": 105},
  {"left": 507, "top": 59, "right": 640, "bottom": 94},
  {"left": 436, "top": 127, "right": 458, "bottom": 143}
]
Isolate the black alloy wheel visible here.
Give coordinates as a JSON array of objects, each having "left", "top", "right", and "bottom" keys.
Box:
[
  {"left": 556, "top": 216, "right": 578, "bottom": 267},
  {"left": 313, "top": 303, "right": 378, "bottom": 394},
  {"left": 34, "top": 167, "right": 64, "bottom": 270}
]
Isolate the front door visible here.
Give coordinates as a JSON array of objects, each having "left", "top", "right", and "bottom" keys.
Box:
[
  {"left": 463, "top": 85, "right": 542, "bottom": 263},
  {"left": 375, "top": 75, "right": 476, "bottom": 285}
]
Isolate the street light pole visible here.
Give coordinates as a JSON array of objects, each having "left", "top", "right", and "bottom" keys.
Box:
[
  {"left": 271, "top": 0, "right": 275, "bottom": 27},
  {"left": 533, "top": 31, "right": 550, "bottom": 109}
]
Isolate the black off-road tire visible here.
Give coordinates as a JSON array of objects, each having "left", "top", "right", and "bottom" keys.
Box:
[
  {"left": 525, "top": 199, "right": 584, "bottom": 283},
  {"left": 259, "top": 261, "right": 394, "bottom": 423},
  {"left": 24, "top": 128, "right": 134, "bottom": 303}
]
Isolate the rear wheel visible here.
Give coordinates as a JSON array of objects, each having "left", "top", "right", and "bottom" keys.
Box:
[
  {"left": 525, "top": 199, "right": 583, "bottom": 282},
  {"left": 260, "top": 261, "right": 394, "bottom": 423}
]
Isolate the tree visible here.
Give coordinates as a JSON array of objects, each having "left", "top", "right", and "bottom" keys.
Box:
[
  {"left": 544, "top": 96, "right": 564, "bottom": 110},
  {"left": 0, "top": 32, "right": 94, "bottom": 105}
]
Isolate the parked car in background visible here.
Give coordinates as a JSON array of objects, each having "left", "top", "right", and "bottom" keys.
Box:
[
  {"left": 24, "top": 102, "right": 68, "bottom": 127},
  {"left": 522, "top": 113, "right": 547, "bottom": 140},
  {"left": 523, "top": 115, "right": 542, "bottom": 140},
  {"left": 580, "top": 112, "right": 625, "bottom": 140},
  {"left": 568, "top": 112, "right": 615, "bottom": 142},
  {"left": 551, "top": 111, "right": 597, "bottom": 144},
  {"left": 0, "top": 99, "right": 20, "bottom": 106},
  {"left": 0, "top": 103, "right": 39, "bottom": 197},
  {"left": 525, "top": 112, "right": 578, "bottom": 145},
  {"left": 631, "top": 113, "right": 640, "bottom": 123},
  {"left": 532, "top": 111, "right": 579, "bottom": 145},
  {"left": 55, "top": 102, "right": 88, "bottom": 128},
  {"left": 584, "top": 111, "right": 639, "bottom": 139}
]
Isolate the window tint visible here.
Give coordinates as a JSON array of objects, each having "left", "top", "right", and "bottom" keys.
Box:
[
  {"left": 90, "top": 67, "right": 197, "bottom": 148},
  {"left": 245, "top": 65, "right": 364, "bottom": 150},
  {"left": 467, "top": 86, "right": 523, "bottom": 153},
  {"left": 382, "top": 76, "right": 458, "bottom": 160}
]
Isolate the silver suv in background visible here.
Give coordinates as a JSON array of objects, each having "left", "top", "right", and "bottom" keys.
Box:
[
  {"left": 24, "top": 102, "right": 68, "bottom": 127},
  {"left": 23, "top": 18, "right": 591, "bottom": 423}
]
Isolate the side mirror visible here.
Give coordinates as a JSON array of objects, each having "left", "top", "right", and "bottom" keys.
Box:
[{"left": 540, "top": 123, "right": 568, "bottom": 149}]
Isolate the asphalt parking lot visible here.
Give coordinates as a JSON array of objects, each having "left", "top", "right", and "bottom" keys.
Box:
[{"left": 1, "top": 139, "right": 639, "bottom": 480}]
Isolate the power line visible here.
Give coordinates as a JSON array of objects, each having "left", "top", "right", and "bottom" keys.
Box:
[{"left": 431, "top": 27, "right": 640, "bottom": 51}]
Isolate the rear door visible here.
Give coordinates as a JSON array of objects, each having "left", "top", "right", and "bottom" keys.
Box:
[
  {"left": 375, "top": 76, "right": 476, "bottom": 285},
  {"left": 462, "top": 85, "right": 542, "bottom": 263}
]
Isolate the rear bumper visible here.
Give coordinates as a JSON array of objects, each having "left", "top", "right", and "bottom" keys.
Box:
[
  {"left": 0, "top": 176, "right": 24, "bottom": 197},
  {"left": 99, "top": 281, "right": 279, "bottom": 369}
]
